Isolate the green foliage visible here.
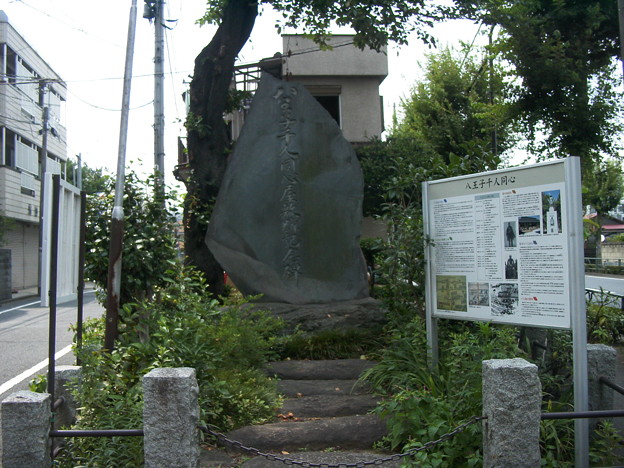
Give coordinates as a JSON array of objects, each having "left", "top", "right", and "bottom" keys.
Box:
[
  {"left": 56, "top": 265, "right": 282, "bottom": 467},
  {"left": 365, "top": 320, "right": 519, "bottom": 467},
  {"left": 84, "top": 170, "right": 179, "bottom": 306},
  {"left": 586, "top": 293, "right": 624, "bottom": 345},
  {"left": 583, "top": 159, "right": 624, "bottom": 216},
  {"left": 605, "top": 233, "right": 624, "bottom": 243},
  {"left": 462, "top": 0, "right": 623, "bottom": 169},
  {"left": 28, "top": 374, "right": 47, "bottom": 393},
  {"left": 394, "top": 46, "right": 515, "bottom": 167},
  {"left": 65, "top": 158, "right": 111, "bottom": 194}
]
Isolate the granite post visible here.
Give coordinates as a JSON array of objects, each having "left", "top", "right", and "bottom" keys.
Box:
[
  {"left": 54, "top": 365, "right": 81, "bottom": 428},
  {"left": 1, "top": 391, "right": 51, "bottom": 467},
  {"left": 587, "top": 344, "right": 616, "bottom": 430},
  {"left": 143, "top": 367, "right": 200, "bottom": 468},
  {"left": 482, "top": 358, "right": 541, "bottom": 468}
]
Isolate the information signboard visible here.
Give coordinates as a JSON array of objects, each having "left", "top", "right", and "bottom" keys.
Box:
[
  {"left": 423, "top": 159, "right": 579, "bottom": 329},
  {"left": 423, "top": 157, "right": 588, "bottom": 466}
]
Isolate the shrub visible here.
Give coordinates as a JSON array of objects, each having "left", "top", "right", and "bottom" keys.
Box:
[
  {"left": 84, "top": 170, "right": 179, "bottom": 305},
  {"left": 56, "top": 265, "right": 282, "bottom": 467}
]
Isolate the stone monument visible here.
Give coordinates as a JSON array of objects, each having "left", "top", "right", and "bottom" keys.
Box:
[{"left": 206, "top": 73, "right": 379, "bottom": 329}]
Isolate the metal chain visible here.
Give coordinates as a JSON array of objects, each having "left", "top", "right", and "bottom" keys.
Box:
[{"left": 199, "top": 415, "right": 486, "bottom": 467}]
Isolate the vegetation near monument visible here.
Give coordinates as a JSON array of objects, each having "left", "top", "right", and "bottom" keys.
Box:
[{"left": 55, "top": 0, "right": 624, "bottom": 465}]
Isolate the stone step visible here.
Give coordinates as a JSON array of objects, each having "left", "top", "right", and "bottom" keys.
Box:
[
  {"left": 224, "top": 414, "right": 387, "bottom": 453},
  {"left": 280, "top": 394, "right": 380, "bottom": 418},
  {"left": 241, "top": 451, "right": 402, "bottom": 467},
  {"left": 266, "top": 359, "right": 377, "bottom": 380},
  {"left": 277, "top": 378, "right": 370, "bottom": 397}
]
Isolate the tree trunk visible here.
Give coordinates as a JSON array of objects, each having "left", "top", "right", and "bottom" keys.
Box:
[{"left": 183, "top": 0, "right": 258, "bottom": 296}]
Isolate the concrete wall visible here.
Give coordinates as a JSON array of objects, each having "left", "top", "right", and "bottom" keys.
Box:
[{"left": 601, "top": 242, "right": 624, "bottom": 262}]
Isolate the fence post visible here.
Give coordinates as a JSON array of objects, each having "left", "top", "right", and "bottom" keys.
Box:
[
  {"left": 143, "top": 367, "right": 200, "bottom": 468},
  {"left": 1, "top": 391, "right": 51, "bottom": 467},
  {"left": 587, "top": 344, "right": 616, "bottom": 430},
  {"left": 54, "top": 365, "right": 81, "bottom": 428},
  {"left": 482, "top": 358, "right": 541, "bottom": 468}
]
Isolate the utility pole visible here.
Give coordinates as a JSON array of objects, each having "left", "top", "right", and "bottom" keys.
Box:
[
  {"left": 104, "top": 0, "right": 138, "bottom": 351},
  {"left": 144, "top": 0, "right": 166, "bottom": 189},
  {"left": 37, "top": 82, "right": 49, "bottom": 296}
]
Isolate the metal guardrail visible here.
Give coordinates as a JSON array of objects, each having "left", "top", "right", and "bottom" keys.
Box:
[{"left": 585, "top": 288, "right": 624, "bottom": 310}]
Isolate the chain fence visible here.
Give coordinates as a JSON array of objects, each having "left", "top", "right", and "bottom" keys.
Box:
[{"left": 199, "top": 415, "right": 486, "bottom": 467}]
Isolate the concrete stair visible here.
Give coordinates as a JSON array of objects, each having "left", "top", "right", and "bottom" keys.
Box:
[{"left": 200, "top": 359, "right": 394, "bottom": 467}]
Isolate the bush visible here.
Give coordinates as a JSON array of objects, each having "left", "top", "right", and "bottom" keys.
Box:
[
  {"left": 85, "top": 170, "right": 179, "bottom": 305},
  {"left": 364, "top": 320, "right": 519, "bottom": 467},
  {"left": 56, "top": 265, "right": 283, "bottom": 467}
]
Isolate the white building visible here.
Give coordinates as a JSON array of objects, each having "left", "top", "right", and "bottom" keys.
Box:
[
  {"left": 227, "top": 34, "right": 388, "bottom": 146},
  {"left": 0, "top": 11, "right": 68, "bottom": 290}
]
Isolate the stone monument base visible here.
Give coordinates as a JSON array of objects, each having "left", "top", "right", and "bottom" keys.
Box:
[{"left": 247, "top": 297, "right": 388, "bottom": 335}]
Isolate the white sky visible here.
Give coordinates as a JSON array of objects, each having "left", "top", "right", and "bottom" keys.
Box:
[{"left": 2, "top": 0, "right": 482, "bottom": 190}]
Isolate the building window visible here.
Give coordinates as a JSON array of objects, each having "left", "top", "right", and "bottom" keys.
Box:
[
  {"left": 314, "top": 95, "right": 340, "bottom": 126},
  {"left": 305, "top": 85, "right": 342, "bottom": 127}
]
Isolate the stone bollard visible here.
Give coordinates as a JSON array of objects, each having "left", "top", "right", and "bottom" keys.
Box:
[
  {"left": 482, "top": 358, "right": 541, "bottom": 468},
  {"left": 143, "top": 367, "right": 200, "bottom": 468},
  {"left": 587, "top": 344, "right": 616, "bottom": 430},
  {"left": 54, "top": 365, "right": 81, "bottom": 428},
  {"left": 1, "top": 391, "right": 51, "bottom": 468}
]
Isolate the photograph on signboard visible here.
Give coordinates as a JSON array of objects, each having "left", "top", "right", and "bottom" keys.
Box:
[
  {"left": 504, "top": 254, "right": 518, "bottom": 279},
  {"left": 468, "top": 282, "right": 490, "bottom": 307},
  {"left": 542, "top": 189, "right": 562, "bottom": 235},
  {"left": 504, "top": 221, "right": 517, "bottom": 247},
  {"left": 518, "top": 215, "right": 541, "bottom": 236},
  {"left": 436, "top": 275, "right": 467, "bottom": 312},
  {"left": 490, "top": 283, "right": 519, "bottom": 316}
]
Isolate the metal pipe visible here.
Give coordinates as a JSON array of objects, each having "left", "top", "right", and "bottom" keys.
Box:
[
  {"left": 49, "top": 429, "right": 144, "bottom": 438},
  {"left": 52, "top": 396, "right": 65, "bottom": 411},
  {"left": 542, "top": 409, "right": 624, "bottom": 420},
  {"left": 599, "top": 376, "right": 624, "bottom": 396},
  {"left": 77, "top": 191, "right": 86, "bottom": 363},
  {"left": 46, "top": 174, "right": 60, "bottom": 407}
]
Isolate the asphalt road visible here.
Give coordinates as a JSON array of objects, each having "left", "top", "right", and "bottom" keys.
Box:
[{"left": 0, "top": 291, "right": 104, "bottom": 401}]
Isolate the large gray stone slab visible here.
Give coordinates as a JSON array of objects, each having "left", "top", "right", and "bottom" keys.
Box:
[
  {"left": 206, "top": 72, "right": 369, "bottom": 304},
  {"left": 266, "top": 359, "right": 377, "bottom": 380},
  {"left": 277, "top": 379, "right": 370, "bottom": 397},
  {"left": 280, "top": 394, "right": 379, "bottom": 418},
  {"left": 242, "top": 451, "right": 402, "bottom": 467},
  {"left": 225, "top": 414, "right": 387, "bottom": 452},
  {"left": 250, "top": 297, "right": 387, "bottom": 334}
]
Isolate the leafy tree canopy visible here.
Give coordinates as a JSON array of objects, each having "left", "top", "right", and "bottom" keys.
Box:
[
  {"left": 458, "top": 0, "right": 623, "bottom": 169},
  {"left": 198, "top": 0, "right": 455, "bottom": 50},
  {"left": 583, "top": 159, "right": 624, "bottom": 216},
  {"left": 393, "top": 46, "right": 516, "bottom": 168}
]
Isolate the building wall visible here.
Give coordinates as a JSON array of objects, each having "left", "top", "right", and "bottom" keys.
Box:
[
  {"left": 0, "top": 12, "right": 68, "bottom": 291},
  {"left": 4, "top": 220, "right": 38, "bottom": 289},
  {"left": 0, "top": 15, "right": 67, "bottom": 162},
  {"left": 0, "top": 166, "right": 40, "bottom": 223},
  {"left": 282, "top": 35, "right": 388, "bottom": 77}
]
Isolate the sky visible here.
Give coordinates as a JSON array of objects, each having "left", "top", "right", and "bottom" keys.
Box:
[{"left": 2, "top": 0, "right": 482, "bottom": 190}]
